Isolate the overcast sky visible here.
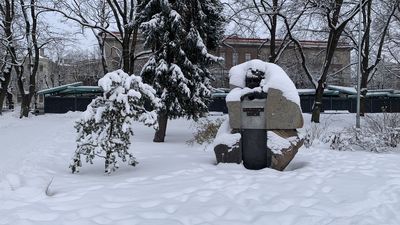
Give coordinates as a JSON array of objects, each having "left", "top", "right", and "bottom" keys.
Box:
[{"left": 46, "top": 12, "right": 97, "bottom": 51}]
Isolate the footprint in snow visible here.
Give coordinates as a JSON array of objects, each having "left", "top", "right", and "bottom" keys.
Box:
[
  {"left": 211, "top": 206, "right": 228, "bottom": 217},
  {"left": 85, "top": 185, "right": 104, "bottom": 191},
  {"left": 300, "top": 198, "right": 319, "bottom": 207},
  {"left": 164, "top": 205, "right": 178, "bottom": 214},
  {"left": 153, "top": 175, "right": 172, "bottom": 180},
  {"left": 100, "top": 202, "right": 126, "bottom": 209},
  {"left": 303, "top": 190, "right": 316, "bottom": 197},
  {"left": 139, "top": 200, "right": 161, "bottom": 208},
  {"left": 197, "top": 190, "right": 215, "bottom": 197},
  {"left": 314, "top": 178, "right": 324, "bottom": 185},
  {"left": 200, "top": 177, "right": 216, "bottom": 182},
  {"left": 111, "top": 182, "right": 130, "bottom": 189},
  {"left": 125, "top": 177, "right": 148, "bottom": 182},
  {"left": 6, "top": 173, "right": 21, "bottom": 190},
  {"left": 321, "top": 186, "right": 333, "bottom": 193}
]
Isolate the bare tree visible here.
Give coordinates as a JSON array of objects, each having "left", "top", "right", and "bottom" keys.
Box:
[
  {"left": 0, "top": 0, "right": 15, "bottom": 114},
  {"left": 47, "top": 0, "right": 147, "bottom": 74},
  {"left": 56, "top": 49, "right": 103, "bottom": 86},
  {"left": 309, "top": 0, "right": 366, "bottom": 123},
  {"left": 223, "top": 0, "right": 318, "bottom": 90},
  {"left": 360, "top": 0, "right": 398, "bottom": 115},
  {"left": 0, "top": 0, "right": 60, "bottom": 117},
  {"left": 49, "top": 0, "right": 111, "bottom": 74},
  {"left": 225, "top": 0, "right": 313, "bottom": 63},
  {"left": 15, "top": 0, "right": 42, "bottom": 117},
  {"left": 344, "top": 0, "right": 398, "bottom": 115}
]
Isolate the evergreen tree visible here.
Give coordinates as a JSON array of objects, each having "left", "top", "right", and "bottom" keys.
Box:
[
  {"left": 137, "top": 0, "right": 225, "bottom": 142},
  {"left": 70, "top": 70, "right": 160, "bottom": 174}
]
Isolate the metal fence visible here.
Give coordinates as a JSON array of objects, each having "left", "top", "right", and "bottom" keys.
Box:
[
  {"left": 210, "top": 96, "right": 400, "bottom": 113},
  {"left": 41, "top": 94, "right": 400, "bottom": 114},
  {"left": 44, "top": 96, "right": 96, "bottom": 113}
]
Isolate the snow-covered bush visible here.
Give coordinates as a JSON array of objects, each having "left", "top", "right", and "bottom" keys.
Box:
[
  {"left": 330, "top": 113, "right": 400, "bottom": 152},
  {"left": 187, "top": 117, "right": 225, "bottom": 147},
  {"left": 70, "top": 70, "right": 160, "bottom": 174},
  {"left": 304, "top": 120, "right": 332, "bottom": 148}
]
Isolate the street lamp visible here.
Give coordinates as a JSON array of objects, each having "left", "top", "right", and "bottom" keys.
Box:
[{"left": 356, "top": 0, "right": 362, "bottom": 129}]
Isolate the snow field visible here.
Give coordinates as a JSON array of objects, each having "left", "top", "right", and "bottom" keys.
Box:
[{"left": 0, "top": 112, "right": 400, "bottom": 225}]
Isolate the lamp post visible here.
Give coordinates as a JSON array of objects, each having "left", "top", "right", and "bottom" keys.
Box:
[{"left": 356, "top": 0, "right": 362, "bottom": 129}]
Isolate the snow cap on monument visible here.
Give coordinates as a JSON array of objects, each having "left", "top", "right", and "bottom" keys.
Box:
[{"left": 228, "top": 59, "right": 300, "bottom": 106}]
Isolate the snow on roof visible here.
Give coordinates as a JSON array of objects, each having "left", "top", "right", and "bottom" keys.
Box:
[
  {"left": 223, "top": 36, "right": 352, "bottom": 49},
  {"left": 327, "top": 85, "right": 357, "bottom": 95},
  {"left": 297, "top": 89, "right": 340, "bottom": 96},
  {"left": 228, "top": 59, "right": 300, "bottom": 106},
  {"left": 37, "top": 82, "right": 83, "bottom": 95}
]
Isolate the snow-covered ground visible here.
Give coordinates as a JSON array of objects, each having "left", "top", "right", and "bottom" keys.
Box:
[{"left": 0, "top": 112, "right": 400, "bottom": 225}]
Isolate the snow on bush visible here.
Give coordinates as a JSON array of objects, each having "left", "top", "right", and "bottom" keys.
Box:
[
  {"left": 187, "top": 117, "right": 225, "bottom": 148},
  {"left": 70, "top": 70, "right": 160, "bottom": 174},
  {"left": 304, "top": 120, "right": 332, "bottom": 148},
  {"left": 330, "top": 113, "right": 400, "bottom": 152}
]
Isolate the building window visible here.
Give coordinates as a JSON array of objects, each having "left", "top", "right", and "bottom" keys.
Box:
[
  {"left": 245, "top": 53, "right": 251, "bottom": 61},
  {"left": 233, "top": 52, "right": 239, "bottom": 66}
]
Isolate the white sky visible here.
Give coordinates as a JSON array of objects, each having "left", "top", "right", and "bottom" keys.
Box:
[{"left": 45, "top": 12, "right": 97, "bottom": 51}]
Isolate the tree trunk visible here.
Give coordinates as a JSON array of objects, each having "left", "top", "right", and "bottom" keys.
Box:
[
  {"left": 1, "top": 0, "right": 14, "bottom": 115},
  {"left": 96, "top": 34, "right": 108, "bottom": 75},
  {"left": 359, "top": 0, "right": 395, "bottom": 115},
  {"left": 360, "top": 76, "right": 368, "bottom": 116},
  {"left": 122, "top": 42, "right": 130, "bottom": 73},
  {"left": 121, "top": 29, "right": 133, "bottom": 73},
  {"left": 0, "top": 70, "right": 11, "bottom": 114},
  {"left": 310, "top": 0, "right": 359, "bottom": 123},
  {"left": 20, "top": 94, "right": 31, "bottom": 118},
  {"left": 311, "top": 82, "right": 324, "bottom": 123},
  {"left": 153, "top": 111, "right": 168, "bottom": 142},
  {"left": 129, "top": 27, "right": 138, "bottom": 75},
  {"left": 0, "top": 91, "right": 6, "bottom": 114},
  {"left": 269, "top": 0, "right": 278, "bottom": 63},
  {"left": 360, "top": 0, "right": 371, "bottom": 116}
]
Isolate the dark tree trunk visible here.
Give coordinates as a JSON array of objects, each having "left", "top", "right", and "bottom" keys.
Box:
[
  {"left": 0, "top": 70, "right": 11, "bottom": 114},
  {"left": 122, "top": 41, "right": 131, "bottom": 73},
  {"left": 0, "top": 92, "right": 6, "bottom": 114},
  {"left": 311, "top": 31, "right": 341, "bottom": 123},
  {"left": 20, "top": 94, "right": 32, "bottom": 118},
  {"left": 360, "top": 75, "right": 369, "bottom": 116},
  {"left": 153, "top": 111, "right": 168, "bottom": 143},
  {"left": 269, "top": 0, "right": 278, "bottom": 63},
  {"left": 129, "top": 27, "right": 138, "bottom": 75},
  {"left": 360, "top": 0, "right": 371, "bottom": 116},
  {"left": 311, "top": 81, "right": 325, "bottom": 123},
  {"left": 121, "top": 28, "right": 133, "bottom": 73},
  {"left": 0, "top": 0, "right": 14, "bottom": 115},
  {"left": 96, "top": 34, "right": 109, "bottom": 75}
]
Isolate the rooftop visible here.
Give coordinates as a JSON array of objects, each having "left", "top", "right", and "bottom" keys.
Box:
[{"left": 222, "top": 36, "right": 352, "bottom": 49}]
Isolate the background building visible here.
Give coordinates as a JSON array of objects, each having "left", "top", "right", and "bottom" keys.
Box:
[
  {"left": 103, "top": 35, "right": 352, "bottom": 89},
  {"left": 209, "top": 36, "right": 352, "bottom": 88},
  {"left": 369, "top": 62, "right": 400, "bottom": 90}
]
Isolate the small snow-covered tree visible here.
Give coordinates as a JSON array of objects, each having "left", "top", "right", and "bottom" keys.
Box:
[
  {"left": 70, "top": 70, "right": 160, "bottom": 174},
  {"left": 137, "top": 0, "right": 225, "bottom": 142}
]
